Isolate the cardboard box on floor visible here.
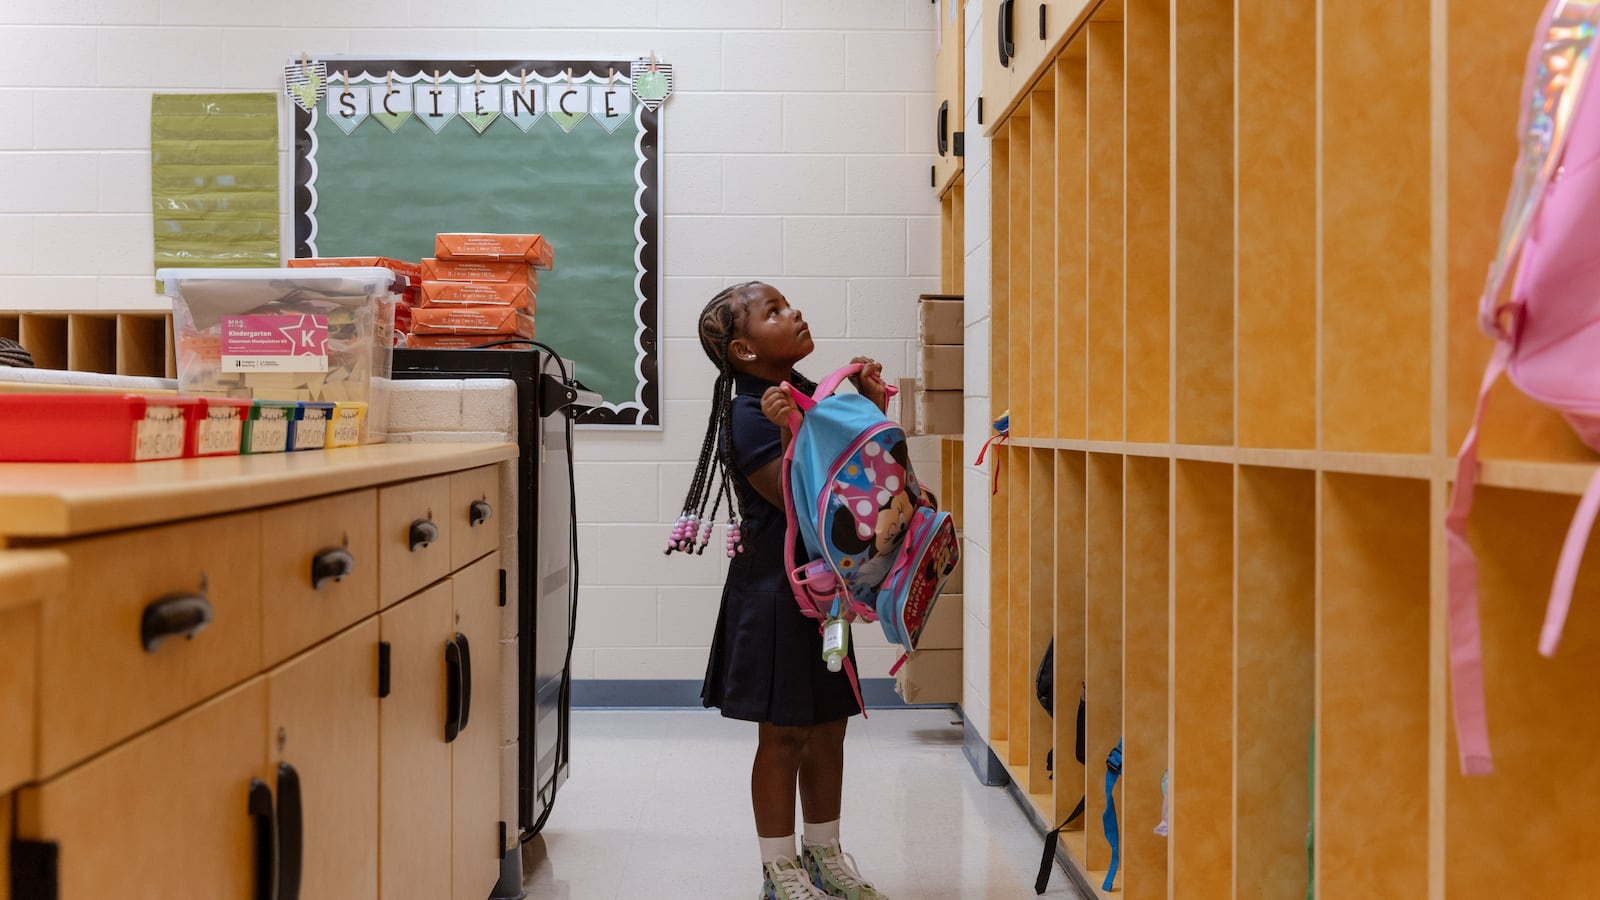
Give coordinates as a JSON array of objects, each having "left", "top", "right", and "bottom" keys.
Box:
[{"left": 894, "top": 648, "right": 962, "bottom": 705}]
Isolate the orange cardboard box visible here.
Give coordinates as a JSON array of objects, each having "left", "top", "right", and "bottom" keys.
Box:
[
  {"left": 410, "top": 306, "right": 536, "bottom": 337},
  {"left": 434, "top": 233, "right": 554, "bottom": 269},
  {"left": 420, "top": 258, "right": 539, "bottom": 288},
  {"left": 288, "top": 256, "right": 422, "bottom": 281},
  {"left": 406, "top": 333, "right": 533, "bottom": 349},
  {"left": 419, "top": 280, "right": 535, "bottom": 311}
]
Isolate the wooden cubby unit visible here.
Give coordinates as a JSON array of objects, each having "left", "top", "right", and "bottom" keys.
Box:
[
  {"left": 974, "top": 0, "right": 1598, "bottom": 895},
  {"left": 0, "top": 311, "right": 175, "bottom": 379}
]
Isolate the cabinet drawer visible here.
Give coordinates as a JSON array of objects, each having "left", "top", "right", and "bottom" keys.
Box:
[
  {"left": 261, "top": 489, "right": 379, "bottom": 665},
  {"left": 38, "top": 512, "right": 262, "bottom": 777},
  {"left": 449, "top": 465, "right": 501, "bottom": 571},
  {"left": 17, "top": 679, "right": 270, "bottom": 900},
  {"left": 378, "top": 475, "right": 452, "bottom": 607}
]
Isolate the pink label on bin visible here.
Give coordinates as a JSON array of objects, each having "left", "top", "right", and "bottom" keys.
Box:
[{"left": 222, "top": 315, "right": 329, "bottom": 372}]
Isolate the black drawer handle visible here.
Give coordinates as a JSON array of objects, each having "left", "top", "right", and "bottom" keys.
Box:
[
  {"left": 276, "top": 762, "right": 303, "bottom": 900},
  {"left": 140, "top": 593, "right": 213, "bottom": 653},
  {"left": 456, "top": 632, "right": 473, "bottom": 733},
  {"left": 937, "top": 100, "right": 949, "bottom": 156},
  {"left": 469, "top": 499, "right": 493, "bottom": 528},
  {"left": 1039, "top": 2, "right": 1047, "bottom": 40},
  {"left": 998, "top": 0, "right": 1015, "bottom": 66},
  {"left": 309, "top": 547, "right": 355, "bottom": 590},
  {"left": 248, "top": 778, "right": 279, "bottom": 900},
  {"left": 409, "top": 518, "right": 438, "bottom": 552},
  {"left": 445, "top": 636, "right": 464, "bottom": 743}
]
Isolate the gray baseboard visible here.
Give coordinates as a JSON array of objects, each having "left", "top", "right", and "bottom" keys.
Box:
[
  {"left": 569, "top": 678, "right": 954, "bottom": 711},
  {"left": 961, "top": 716, "right": 1011, "bottom": 787}
]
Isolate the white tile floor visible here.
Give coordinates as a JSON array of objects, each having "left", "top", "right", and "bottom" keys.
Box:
[{"left": 520, "top": 708, "right": 1082, "bottom": 899}]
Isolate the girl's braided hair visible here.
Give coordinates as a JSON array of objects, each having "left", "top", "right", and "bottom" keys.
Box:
[{"left": 666, "top": 282, "right": 812, "bottom": 556}]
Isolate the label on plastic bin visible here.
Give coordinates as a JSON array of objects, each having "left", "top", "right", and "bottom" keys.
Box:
[
  {"left": 222, "top": 315, "right": 330, "bottom": 373},
  {"left": 249, "top": 408, "right": 291, "bottom": 452},
  {"left": 330, "top": 410, "right": 362, "bottom": 446},
  {"left": 198, "top": 412, "right": 243, "bottom": 455},
  {"left": 134, "top": 406, "right": 185, "bottom": 460},
  {"left": 294, "top": 407, "right": 329, "bottom": 450}
]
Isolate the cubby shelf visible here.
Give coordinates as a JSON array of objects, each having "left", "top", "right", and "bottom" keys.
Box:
[
  {"left": 975, "top": 0, "right": 1599, "bottom": 897},
  {"left": 0, "top": 311, "right": 175, "bottom": 379}
]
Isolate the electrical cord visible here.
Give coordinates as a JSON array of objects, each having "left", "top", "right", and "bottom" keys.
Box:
[{"left": 505, "top": 339, "right": 580, "bottom": 844}]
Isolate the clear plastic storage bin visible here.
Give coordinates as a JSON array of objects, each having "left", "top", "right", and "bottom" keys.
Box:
[{"left": 157, "top": 267, "right": 398, "bottom": 442}]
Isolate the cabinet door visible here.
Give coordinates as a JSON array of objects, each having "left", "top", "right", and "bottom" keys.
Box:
[
  {"left": 451, "top": 552, "right": 503, "bottom": 900},
  {"left": 378, "top": 582, "right": 454, "bottom": 900},
  {"left": 983, "top": 0, "right": 1018, "bottom": 123},
  {"left": 268, "top": 617, "right": 380, "bottom": 900},
  {"left": 933, "top": 0, "right": 964, "bottom": 195},
  {"left": 16, "top": 680, "right": 269, "bottom": 900}
]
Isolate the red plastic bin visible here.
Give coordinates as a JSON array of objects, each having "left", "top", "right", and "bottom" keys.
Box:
[
  {"left": 0, "top": 393, "right": 189, "bottom": 462},
  {"left": 177, "top": 397, "right": 251, "bottom": 458}
]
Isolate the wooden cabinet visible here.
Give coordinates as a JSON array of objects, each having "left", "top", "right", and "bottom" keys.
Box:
[
  {"left": 267, "top": 617, "right": 381, "bottom": 900},
  {"left": 379, "top": 581, "right": 454, "bottom": 900},
  {"left": 0, "top": 443, "right": 515, "bottom": 899},
  {"left": 15, "top": 680, "right": 270, "bottom": 900},
  {"left": 451, "top": 553, "right": 503, "bottom": 900},
  {"left": 260, "top": 489, "right": 379, "bottom": 666},
  {"left": 933, "top": 0, "right": 965, "bottom": 196},
  {"left": 38, "top": 511, "right": 263, "bottom": 777},
  {"left": 379, "top": 475, "right": 454, "bottom": 608}
]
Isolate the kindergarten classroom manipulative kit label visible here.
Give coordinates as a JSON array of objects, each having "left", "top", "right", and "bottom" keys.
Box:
[{"left": 222, "top": 315, "right": 330, "bottom": 373}]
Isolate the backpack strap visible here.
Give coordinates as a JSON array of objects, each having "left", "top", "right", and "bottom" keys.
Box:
[
  {"left": 1033, "top": 797, "right": 1087, "bottom": 895},
  {"left": 1444, "top": 342, "right": 1509, "bottom": 776},
  {"left": 1101, "top": 740, "right": 1123, "bottom": 893},
  {"left": 1540, "top": 465, "right": 1600, "bottom": 656},
  {"left": 780, "top": 401, "right": 833, "bottom": 620}
]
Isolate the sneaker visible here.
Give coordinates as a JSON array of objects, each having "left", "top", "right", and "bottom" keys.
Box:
[
  {"left": 760, "top": 856, "right": 830, "bottom": 899},
  {"left": 802, "top": 840, "right": 888, "bottom": 900}
]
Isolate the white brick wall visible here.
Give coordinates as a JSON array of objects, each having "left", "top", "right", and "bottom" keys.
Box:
[{"left": 1, "top": 0, "right": 943, "bottom": 682}]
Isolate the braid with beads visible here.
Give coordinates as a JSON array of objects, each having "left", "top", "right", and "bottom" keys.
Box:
[{"left": 666, "top": 283, "right": 812, "bottom": 557}]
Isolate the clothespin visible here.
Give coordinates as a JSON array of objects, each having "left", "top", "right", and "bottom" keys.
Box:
[
  {"left": 566, "top": 67, "right": 574, "bottom": 89},
  {"left": 301, "top": 51, "right": 309, "bottom": 76},
  {"left": 474, "top": 67, "right": 481, "bottom": 91},
  {"left": 649, "top": 49, "right": 657, "bottom": 72},
  {"left": 340, "top": 68, "right": 352, "bottom": 100},
  {"left": 608, "top": 67, "right": 614, "bottom": 87},
  {"left": 433, "top": 69, "right": 440, "bottom": 88},
  {"left": 519, "top": 68, "right": 527, "bottom": 91},
  {"left": 385, "top": 70, "right": 393, "bottom": 94}
]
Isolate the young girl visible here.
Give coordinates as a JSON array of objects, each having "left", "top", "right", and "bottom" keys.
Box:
[{"left": 668, "top": 281, "right": 890, "bottom": 900}]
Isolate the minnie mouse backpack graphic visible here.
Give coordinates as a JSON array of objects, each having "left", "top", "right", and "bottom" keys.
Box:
[
  {"left": 1447, "top": 0, "right": 1600, "bottom": 776},
  {"left": 780, "top": 364, "right": 961, "bottom": 711}
]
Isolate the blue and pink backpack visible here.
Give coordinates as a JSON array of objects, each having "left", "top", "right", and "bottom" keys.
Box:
[{"left": 780, "top": 364, "right": 961, "bottom": 710}]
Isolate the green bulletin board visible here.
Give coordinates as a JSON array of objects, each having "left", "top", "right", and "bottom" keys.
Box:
[{"left": 292, "top": 58, "right": 662, "bottom": 427}]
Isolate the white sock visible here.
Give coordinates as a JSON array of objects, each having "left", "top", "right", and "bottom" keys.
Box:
[
  {"left": 759, "top": 834, "right": 797, "bottom": 866},
  {"left": 802, "top": 818, "right": 841, "bottom": 848}
]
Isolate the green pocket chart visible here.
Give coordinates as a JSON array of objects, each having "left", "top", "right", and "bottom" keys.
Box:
[
  {"left": 152, "top": 93, "right": 282, "bottom": 275},
  {"left": 293, "top": 58, "right": 662, "bottom": 428}
]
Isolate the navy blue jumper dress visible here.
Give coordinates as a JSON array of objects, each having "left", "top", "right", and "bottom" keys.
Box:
[{"left": 700, "top": 371, "right": 863, "bottom": 726}]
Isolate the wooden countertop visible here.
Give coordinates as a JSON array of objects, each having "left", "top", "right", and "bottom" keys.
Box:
[{"left": 0, "top": 442, "right": 518, "bottom": 540}]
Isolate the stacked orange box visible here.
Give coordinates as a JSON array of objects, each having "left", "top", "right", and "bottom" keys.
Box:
[{"left": 411, "top": 234, "right": 550, "bottom": 349}]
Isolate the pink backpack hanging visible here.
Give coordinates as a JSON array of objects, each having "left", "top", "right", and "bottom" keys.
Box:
[{"left": 1447, "top": 0, "right": 1600, "bottom": 776}]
